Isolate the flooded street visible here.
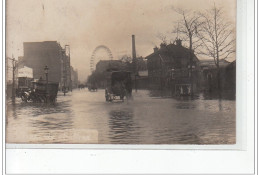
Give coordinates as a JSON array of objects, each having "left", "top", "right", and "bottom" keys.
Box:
[{"left": 6, "top": 89, "right": 235, "bottom": 144}]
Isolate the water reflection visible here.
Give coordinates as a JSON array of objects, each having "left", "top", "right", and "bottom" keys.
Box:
[
  {"left": 31, "top": 115, "right": 73, "bottom": 131},
  {"left": 108, "top": 107, "right": 140, "bottom": 144},
  {"left": 177, "top": 133, "right": 202, "bottom": 144},
  {"left": 175, "top": 102, "right": 196, "bottom": 110},
  {"left": 218, "top": 99, "right": 223, "bottom": 111},
  {"left": 6, "top": 90, "right": 235, "bottom": 144},
  {"left": 149, "top": 90, "right": 235, "bottom": 101},
  {"left": 8, "top": 100, "right": 72, "bottom": 116},
  {"left": 6, "top": 98, "right": 74, "bottom": 139},
  {"left": 202, "top": 91, "right": 236, "bottom": 100}
]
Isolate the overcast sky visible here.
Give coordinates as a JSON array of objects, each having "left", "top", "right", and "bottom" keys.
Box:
[{"left": 6, "top": 0, "right": 236, "bottom": 81}]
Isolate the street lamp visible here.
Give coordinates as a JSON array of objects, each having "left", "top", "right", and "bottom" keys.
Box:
[{"left": 44, "top": 65, "right": 49, "bottom": 102}]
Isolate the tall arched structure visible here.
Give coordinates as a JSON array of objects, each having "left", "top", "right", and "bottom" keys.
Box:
[{"left": 90, "top": 45, "right": 113, "bottom": 72}]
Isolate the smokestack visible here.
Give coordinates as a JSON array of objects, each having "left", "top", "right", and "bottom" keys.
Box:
[
  {"left": 132, "top": 35, "right": 137, "bottom": 92},
  {"left": 132, "top": 35, "right": 136, "bottom": 59}
]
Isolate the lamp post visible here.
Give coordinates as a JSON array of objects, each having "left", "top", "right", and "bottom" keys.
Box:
[
  {"left": 44, "top": 65, "right": 49, "bottom": 103},
  {"left": 10, "top": 56, "right": 17, "bottom": 102},
  {"left": 170, "top": 68, "right": 175, "bottom": 97},
  {"left": 159, "top": 54, "right": 164, "bottom": 96},
  {"left": 188, "top": 64, "right": 195, "bottom": 96},
  {"left": 65, "top": 45, "right": 71, "bottom": 92}
]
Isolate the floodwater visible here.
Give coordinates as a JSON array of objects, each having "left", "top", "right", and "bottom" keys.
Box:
[{"left": 6, "top": 89, "right": 235, "bottom": 144}]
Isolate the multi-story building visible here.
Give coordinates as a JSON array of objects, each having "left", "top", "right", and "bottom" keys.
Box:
[
  {"left": 21, "top": 41, "right": 72, "bottom": 90},
  {"left": 22, "top": 41, "right": 63, "bottom": 83},
  {"left": 71, "top": 66, "right": 79, "bottom": 89},
  {"left": 60, "top": 49, "right": 72, "bottom": 91},
  {"left": 145, "top": 39, "right": 200, "bottom": 95}
]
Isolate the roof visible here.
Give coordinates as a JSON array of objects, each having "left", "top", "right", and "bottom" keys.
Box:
[
  {"left": 226, "top": 60, "right": 236, "bottom": 69},
  {"left": 23, "top": 41, "right": 58, "bottom": 44},
  {"left": 200, "top": 59, "right": 230, "bottom": 68},
  {"left": 96, "top": 60, "right": 127, "bottom": 72},
  {"left": 23, "top": 41, "right": 61, "bottom": 50},
  {"left": 145, "top": 43, "right": 199, "bottom": 62}
]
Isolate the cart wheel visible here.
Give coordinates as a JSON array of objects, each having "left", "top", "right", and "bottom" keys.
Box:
[
  {"left": 105, "top": 90, "right": 108, "bottom": 101},
  {"left": 37, "top": 96, "right": 42, "bottom": 103},
  {"left": 21, "top": 95, "right": 27, "bottom": 102},
  {"left": 42, "top": 96, "right": 47, "bottom": 103}
]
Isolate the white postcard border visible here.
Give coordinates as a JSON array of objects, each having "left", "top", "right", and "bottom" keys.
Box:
[{"left": 3, "top": 0, "right": 256, "bottom": 174}]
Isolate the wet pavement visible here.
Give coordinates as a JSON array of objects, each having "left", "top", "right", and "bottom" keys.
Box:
[{"left": 6, "top": 89, "right": 235, "bottom": 144}]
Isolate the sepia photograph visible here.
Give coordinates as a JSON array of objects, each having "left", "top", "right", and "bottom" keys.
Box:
[{"left": 5, "top": 0, "right": 236, "bottom": 145}]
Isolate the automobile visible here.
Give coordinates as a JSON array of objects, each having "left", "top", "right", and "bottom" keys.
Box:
[{"left": 20, "top": 79, "right": 59, "bottom": 103}]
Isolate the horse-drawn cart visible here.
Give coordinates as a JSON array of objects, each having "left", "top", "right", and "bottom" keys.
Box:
[{"left": 105, "top": 71, "right": 132, "bottom": 102}]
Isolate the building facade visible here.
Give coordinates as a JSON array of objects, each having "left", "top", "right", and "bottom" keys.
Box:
[
  {"left": 71, "top": 66, "right": 79, "bottom": 89},
  {"left": 21, "top": 41, "right": 73, "bottom": 90},
  {"left": 199, "top": 59, "right": 235, "bottom": 97},
  {"left": 22, "top": 41, "right": 63, "bottom": 83},
  {"left": 60, "top": 49, "right": 72, "bottom": 91},
  {"left": 145, "top": 40, "right": 200, "bottom": 95}
]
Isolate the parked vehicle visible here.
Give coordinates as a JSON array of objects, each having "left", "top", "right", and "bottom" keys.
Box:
[
  {"left": 88, "top": 83, "right": 98, "bottom": 91},
  {"left": 105, "top": 71, "right": 132, "bottom": 102},
  {"left": 20, "top": 80, "right": 59, "bottom": 103},
  {"left": 16, "top": 77, "right": 33, "bottom": 97}
]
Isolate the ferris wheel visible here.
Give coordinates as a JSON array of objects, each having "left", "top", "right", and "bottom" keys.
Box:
[{"left": 90, "top": 45, "right": 113, "bottom": 72}]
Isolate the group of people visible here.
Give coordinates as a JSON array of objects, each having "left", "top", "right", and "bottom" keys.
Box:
[{"left": 176, "top": 85, "right": 191, "bottom": 96}]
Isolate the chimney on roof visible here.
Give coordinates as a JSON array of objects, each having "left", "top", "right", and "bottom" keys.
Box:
[
  {"left": 153, "top": 47, "right": 159, "bottom": 53},
  {"left": 160, "top": 43, "right": 167, "bottom": 49},
  {"left": 176, "top": 39, "right": 182, "bottom": 46}
]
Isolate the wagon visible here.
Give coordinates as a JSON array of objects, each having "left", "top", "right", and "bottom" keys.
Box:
[
  {"left": 88, "top": 83, "right": 98, "bottom": 91},
  {"left": 105, "top": 71, "right": 132, "bottom": 102}
]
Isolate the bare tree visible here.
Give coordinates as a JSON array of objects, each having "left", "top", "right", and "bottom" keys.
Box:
[
  {"left": 157, "top": 33, "right": 168, "bottom": 44},
  {"left": 173, "top": 8, "right": 203, "bottom": 95},
  {"left": 120, "top": 55, "right": 132, "bottom": 63},
  {"left": 198, "top": 5, "right": 235, "bottom": 92},
  {"left": 173, "top": 8, "right": 203, "bottom": 52}
]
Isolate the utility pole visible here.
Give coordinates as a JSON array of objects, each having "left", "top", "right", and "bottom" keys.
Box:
[
  {"left": 65, "top": 45, "right": 72, "bottom": 92},
  {"left": 44, "top": 66, "right": 49, "bottom": 103},
  {"left": 62, "top": 49, "right": 67, "bottom": 96},
  {"left": 189, "top": 41, "right": 194, "bottom": 96},
  {"left": 10, "top": 56, "right": 17, "bottom": 102},
  {"left": 159, "top": 54, "right": 164, "bottom": 96}
]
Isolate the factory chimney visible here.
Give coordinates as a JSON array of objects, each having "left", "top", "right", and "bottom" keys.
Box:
[
  {"left": 132, "top": 35, "right": 136, "bottom": 60},
  {"left": 132, "top": 35, "right": 137, "bottom": 92}
]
